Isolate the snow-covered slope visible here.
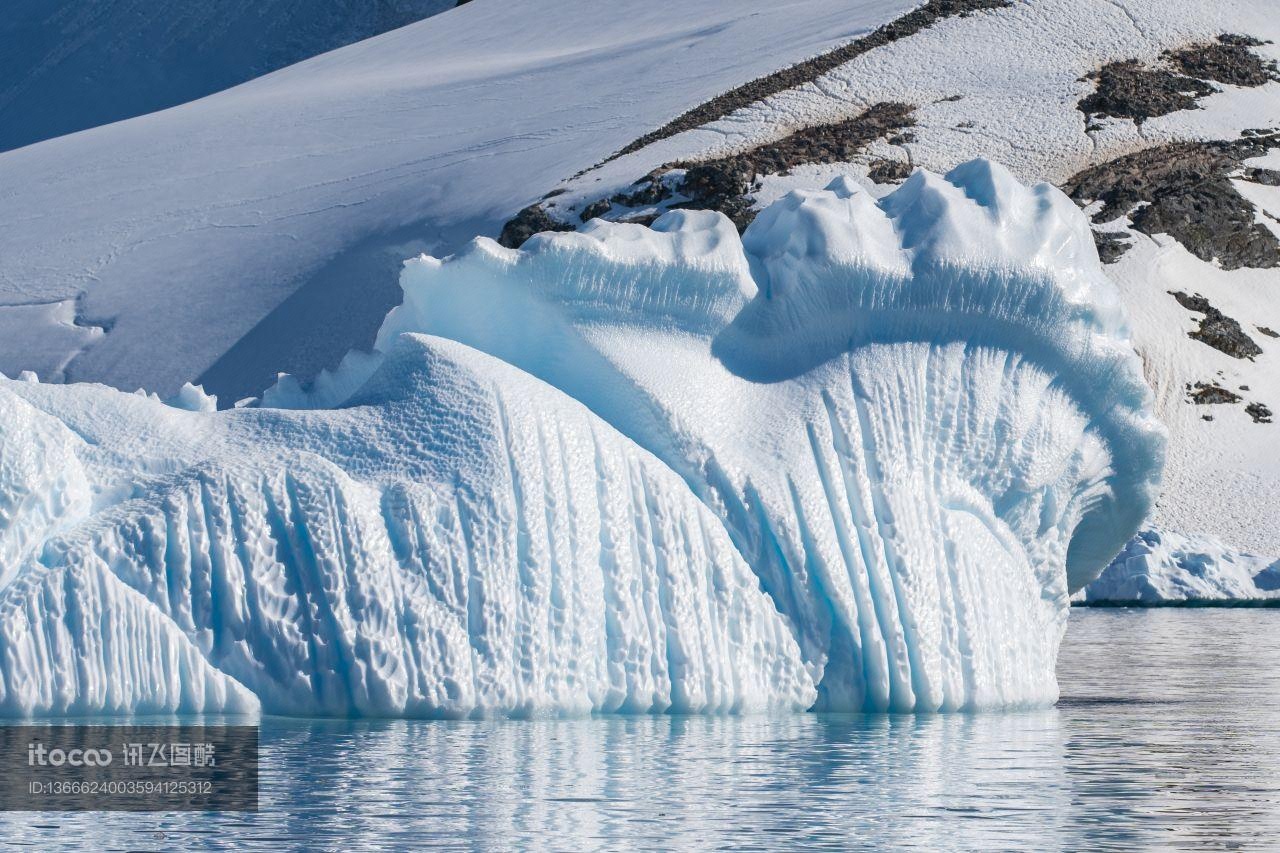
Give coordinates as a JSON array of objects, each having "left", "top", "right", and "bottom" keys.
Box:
[
  {"left": 0, "top": 165, "right": 1165, "bottom": 717},
  {"left": 0, "top": 0, "right": 459, "bottom": 153},
  {"left": 0, "top": 0, "right": 916, "bottom": 402},
  {"left": 1098, "top": 242, "right": 1279, "bottom": 559},
  {"left": 1078, "top": 529, "right": 1280, "bottom": 605}
]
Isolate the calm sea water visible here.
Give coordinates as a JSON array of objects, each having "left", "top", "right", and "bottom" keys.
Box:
[{"left": 2, "top": 608, "right": 1278, "bottom": 851}]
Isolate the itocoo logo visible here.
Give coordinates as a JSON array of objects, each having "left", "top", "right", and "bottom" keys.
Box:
[{"left": 27, "top": 742, "right": 113, "bottom": 767}]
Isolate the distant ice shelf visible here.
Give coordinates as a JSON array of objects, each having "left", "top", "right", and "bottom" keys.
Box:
[{"left": 0, "top": 162, "right": 1165, "bottom": 717}]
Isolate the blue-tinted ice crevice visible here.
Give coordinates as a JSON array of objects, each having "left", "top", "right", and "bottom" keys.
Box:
[{"left": 0, "top": 161, "right": 1165, "bottom": 716}]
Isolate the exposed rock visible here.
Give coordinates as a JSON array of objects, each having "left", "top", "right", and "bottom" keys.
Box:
[
  {"left": 1246, "top": 402, "right": 1274, "bottom": 424},
  {"left": 617, "top": 213, "right": 660, "bottom": 227},
  {"left": 609, "top": 0, "right": 1008, "bottom": 159},
  {"left": 1170, "top": 291, "right": 1264, "bottom": 359},
  {"left": 1245, "top": 168, "right": 1280, "bottom": 186},
  {"left": 684, "top": 103, "right": 915, "bottom": 178},
  {"left": 1187, "top": 382, "right": 1242, "bottom": 405},
  {"left": 674, "top": 162, "right": 756, "bottom": 229},
  {"left": 1258, "top": 326, "right": 1280, "bottom": 338},
  {"left": 1092, "top": 230, "right": 1134, "bottom": 264},
  {"left": 1171, "top": 291, "right": 1214, "bottom": 314},
  {"left": 1064, "top": 134, "right": 1280, "bottom": 270},
  {"left": 558, "top": 103, "right": 918, "bottom": 234},
  {"left": 1167, "top": 35, "right": 1279, "bottom": 88},
  {"left": 1190, "top": 313, "right": 1264, "bottom": 360},
  {"left": 498, "top": 203, "right": 574, "bottom": 249},
  {"left": 868, "top": 159, "right": 914, "bottom": 183},
  {"left": 1078, "top": 60, "right": 1213, "bottom": 124},
  {"left": 1078, "top": 36, "right": 1278, "bottom": 125},
  {"left": 663, "top": 103, "right": 915, "bottom": 230},
  {"left": 611, "top": 175, "right": 673, "bottom": 208},
  {"left": 580, "top": 198, "right": 613, "bottom": 222}
]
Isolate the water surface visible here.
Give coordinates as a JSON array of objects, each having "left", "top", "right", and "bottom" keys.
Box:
[{"left": 2, "top": 609, "right": 1277, "bottom": 850}]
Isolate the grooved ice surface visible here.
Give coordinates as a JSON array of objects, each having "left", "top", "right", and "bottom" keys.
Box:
[{"left": 0, "top": 163, "right": 1164, "bottom": 717}]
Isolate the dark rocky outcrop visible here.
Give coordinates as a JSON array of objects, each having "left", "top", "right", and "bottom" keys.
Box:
[
  {"left": 868, "top": 158, "right": 914, "bottom": 184},
  {"left": 1078, "top": 36, "right": 1279, "bottom": 125},
  {"left": 616, "top": 212, "right": 661, "bottom": 227},
  {"left": 1092, "top": 230, "right": 1134, "bottom": 264},
  {"left": 1245, "top": 167, "right": 1280, "bottom": 186},
  {"left": 1246, "top": 402, "right": 1274, "bottom": 424},
  {"left": 514, "top": 103, "right": 918, "bottom": 238},
  {"left": 579, "top": 199, "right": 613, "bottom": 222},
  {"left": 690, "top": 102, "right": 916, "bottom": 178},
  {"left": 1064, "top": 134, "right": 1280, "bottom": 271},
  {"left": 663, "top": 102, "right": 915, "bottom": 230},
  {"left": 1078, "top": 60, "right": 1214, "bottom": 124},
  {"left": 1170, "top": 291, "right": 1264, "bottom": 360},
  {"left": 498, "top": 204, "right": 574, "bottom": 249},
  {"left": 1187, "top": 383, "right": 1242, "bottom": 405},
  {"left": 1167, "top": 35, "right": 1279, "bottom": 88},
  {"left": 611, "top": 179, "right": 672, "bottom": 209}
]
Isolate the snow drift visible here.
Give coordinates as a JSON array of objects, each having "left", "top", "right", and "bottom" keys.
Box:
[{"left": 0, "top": 161, "right": 1165, "bottom": 717}]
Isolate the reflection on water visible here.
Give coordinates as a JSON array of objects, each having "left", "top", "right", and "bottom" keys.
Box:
[{"left": 3, "top": 609, "right": 1279, "bottom": 850}]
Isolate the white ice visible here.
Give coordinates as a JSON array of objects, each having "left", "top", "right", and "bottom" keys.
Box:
[{"left": 1079, "top": 528, "right": 1280, "bottom": 604}]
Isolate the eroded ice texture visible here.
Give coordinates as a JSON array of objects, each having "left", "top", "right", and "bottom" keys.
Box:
[{"left": 0, "top": 161, "right": 1165, "bottom": 717}]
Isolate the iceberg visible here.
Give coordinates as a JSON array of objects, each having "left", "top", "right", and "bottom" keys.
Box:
[
  {"left": 1078, "top": 529, "right": 1280, "bottom": 605},
  {"left": 0, "top": 161, "right": 1165, "bottom": 717}
]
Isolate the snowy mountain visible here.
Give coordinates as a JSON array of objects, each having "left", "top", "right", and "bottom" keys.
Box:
[
  {"left": 0, "top": 165, "right": 1164, "bottom": 716},
  {"left": 0, "top": 0, "right": 459, "bottom": 153}
]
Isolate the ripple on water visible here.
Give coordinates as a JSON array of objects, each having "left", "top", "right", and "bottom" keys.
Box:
[{"left": 2, "top": 609, "right": 1278, "bottom": 851}]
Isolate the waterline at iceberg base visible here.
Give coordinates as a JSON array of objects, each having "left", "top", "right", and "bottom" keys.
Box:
[{"left": 0, "top": 161, "right": 1165, "bottom": 718}]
